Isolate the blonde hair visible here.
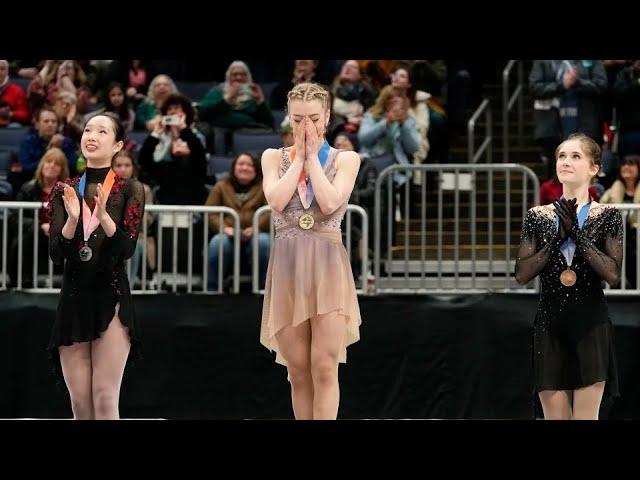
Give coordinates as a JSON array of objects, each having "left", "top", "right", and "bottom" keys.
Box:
[
  {"left": 286, "top": 82, "right": 331, "bottom": 113},
  {"left": 367, "top": 85, "right": 404, "bottom": 120},
  {"left": 35, "top": 147, "right": 69, "bottom": 187}
]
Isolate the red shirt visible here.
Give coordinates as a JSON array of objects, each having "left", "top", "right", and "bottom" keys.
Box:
[
  {"left": 0, "top": 82, "right": 30, "bottom": 124},
  {"left": 539, "top": 180, "right": 600, "bottom": 205}
]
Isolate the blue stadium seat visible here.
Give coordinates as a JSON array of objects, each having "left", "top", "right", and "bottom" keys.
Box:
[
  {"left": 0, "top": 127, "right": 30, "bottom": 149},
  {"left": 232, "top": 129, "right": 282, "bottom": 156},
  {"left": 208, "top": 155, "right": 234, "bottom": 177},
  {"left": 272, "top": 110, "right": 287, "bottom": 129},
  {"left": 260, "top": 82, "right": 278, "bottom": 101},
  {"left": 176, "top": 81, "right": 217, "bottom": 103},
  {"left": 0, "top": 147, "right": 15, "bottom": 179}
]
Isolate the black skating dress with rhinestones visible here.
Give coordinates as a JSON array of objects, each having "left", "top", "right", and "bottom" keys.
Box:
[
  {"left": 47, "top": 166, "right": 145, "bottom": 391},
  {"left": 515, "top": 202, "right": 623, "bottom": 398}
]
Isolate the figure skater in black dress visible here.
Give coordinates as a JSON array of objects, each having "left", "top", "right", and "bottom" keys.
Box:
[
  {"left": 47, "top": 112, "right": 145, "bottom": 419},
  {"left": 515, "top": 133, "right": 623, "bottom": 420}
]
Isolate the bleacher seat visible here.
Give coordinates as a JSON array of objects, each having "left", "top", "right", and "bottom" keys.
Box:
[
  {"left": 260, "top": 82, "right": 278, "bottom": 101},
  {"left": 272, "top": 110, "right": 287, "bottom": 129},
  {"left": 232, "top": 129, "right": 282, "bottom": 156},
  {"left": 176, "top": 81, "right": 217, "bottom": 103},
  {"left": 208, "top": 155, "right": 234, "bottom": 178},
  {"left": 0, "top": 147, "right": 15, "bottom": 179},
  {"left": 0, "top": 127, "right": 30, "bottom": 149}
]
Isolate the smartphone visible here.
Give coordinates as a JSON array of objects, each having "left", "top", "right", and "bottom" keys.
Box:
[
  {"left": 162, "top": 115, "right": 181, "bottom": 126},
  {"left": 240, "top": 83, "right": 253, "bottom": 95}
]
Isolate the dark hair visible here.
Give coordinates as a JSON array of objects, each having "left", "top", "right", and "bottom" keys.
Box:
[
  {"left": 619, "top": 154, "right": 640, "bottom": 187},
  {"left": 112, "top": 150, "right": 139, "bottom": 179},
  {"left": 161, "top": 94, "right": 195, "bottom": 126},
  {"left": 393, "top": 67, "right": 418, "bottom": 107},
  {"left": 34, "top": 106, "right": 57, "bottom": 122},
  {"left": 229, "top": 151, "right": 261, "bottom": 188},
  {"left": 335, "top": 131, "right": 359, "bottom": 151},
  {"left": 104, "top": 81, "right": 132, "bottom": 121},
  {"left": 84, "top": 111, "right": 126, "bottom": 142}
]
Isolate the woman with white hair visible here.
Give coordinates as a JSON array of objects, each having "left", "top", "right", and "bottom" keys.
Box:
[
  {"left": 0, "top": 59, "right": 30, "bottom": 126},
  {"left": 199, "top": 60, "right": 274, "bottom": 129},
  {"left": 134, "top": 74, "right": 179, "bottom": 131}
]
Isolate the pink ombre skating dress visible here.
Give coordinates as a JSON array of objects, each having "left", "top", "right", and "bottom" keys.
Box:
[{"left": 260, "top": 146, "right": 362, "bottom": 366}]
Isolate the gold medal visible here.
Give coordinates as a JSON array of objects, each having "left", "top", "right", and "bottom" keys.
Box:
[
  {"left": 298, "top": 213, "right": 315, "bottom": 230},
  {"left": 560, "top": 269, "right": 577, "bottom": 287}
]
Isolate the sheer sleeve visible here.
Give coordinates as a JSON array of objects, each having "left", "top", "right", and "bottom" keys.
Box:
[
  {"left": 48, "top": 181, "right": 77, "bottom": 266},
  {"left": 515, "top": 209, "right": 563, "bottom": 285},
  {"left": 575, "top": 208, "right": 623, "bottom": 286},
  {"left": 104, "top": 179, "right": 146, "bottom": 270}
]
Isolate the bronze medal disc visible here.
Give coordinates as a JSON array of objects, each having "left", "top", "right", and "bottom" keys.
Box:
[{"left": 560, "top": 269, "right": 577, "bottom": 287}]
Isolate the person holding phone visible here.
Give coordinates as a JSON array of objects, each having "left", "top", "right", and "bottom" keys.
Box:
[
  {"left": 199, "top": 60, "right": 274, "bottom": 129},
  {"left": 138, "top": 94, "right": 208, "bottom": 205}
]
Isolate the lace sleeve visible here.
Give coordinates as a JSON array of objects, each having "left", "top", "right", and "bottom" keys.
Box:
[
  {"left": 103, "top": 179, "right": 146, "bottom": 270},
  {"left": 515, "top": 209, "right": 563, "bottom": 285},
  {"left": 575, "top": 207, "right": 623, "bottom": 286}
]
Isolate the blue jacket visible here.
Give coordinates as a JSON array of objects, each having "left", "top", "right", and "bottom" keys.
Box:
[{"left": 19, "top": 131, "right": 78, "bottom": 175}]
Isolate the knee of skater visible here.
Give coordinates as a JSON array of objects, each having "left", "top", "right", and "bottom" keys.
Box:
[
  {"left": 70, "top": 394, "right": 93, "bottom": 416},
  {"left": 311, "top": 358, "right": 338, "bottom": 386},
  {"left": 92, "top": 389, "right": 118, "bottom": 416},
  {"left": 287, "top": 363, "right": 312, "bottom": 387}
]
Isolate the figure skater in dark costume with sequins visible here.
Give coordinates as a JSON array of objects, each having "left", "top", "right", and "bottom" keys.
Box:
[
  {"left": 47, "top": 112, "right": 145, "bottom": 419},
  {"left": 515, "top": 133, "right": 623, "bottom": 420}
]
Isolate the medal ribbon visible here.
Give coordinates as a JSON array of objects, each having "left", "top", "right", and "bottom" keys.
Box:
[
  {"left": 556, "top": 199, "right": 591, "bottom": 267},
  {"left": 78, "top": 169, "right": 116, "bottom": 242},
  {"left": 289, "top": 141, "right": 330, "bottom": 209}
]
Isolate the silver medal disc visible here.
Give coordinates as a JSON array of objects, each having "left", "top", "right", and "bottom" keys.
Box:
[{"left": 79, "top": 245, "right": 93, "bottom": 262}]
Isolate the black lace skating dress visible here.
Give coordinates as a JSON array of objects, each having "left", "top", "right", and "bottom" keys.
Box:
[
  {"left": 47, "top": 166, "right": 145, "bottom": 390},
  {"left": 515, "top": 202, "right": 623, "bottom": 398}
]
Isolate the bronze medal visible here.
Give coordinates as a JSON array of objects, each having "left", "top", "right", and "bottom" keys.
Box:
[
  {"left": 298, "top": 213, "right": 315, "bottom": 230},
  {"left": 560, "top": 269, "right": 577, "bottom": 287}
]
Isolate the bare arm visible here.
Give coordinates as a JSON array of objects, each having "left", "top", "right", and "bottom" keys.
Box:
[
  {"left": 307, "top": 151, "right": 360, "bottom": 215},
  {"left": 262, "top": 148, "right": 304, "bottom": 213}
]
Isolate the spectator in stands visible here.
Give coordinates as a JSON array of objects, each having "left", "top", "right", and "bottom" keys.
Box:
[
  {"left": 0, "top": 59, "right": 30, "bottom": 126},
  {"left": 112, "top": 150, "right": 155, "bottom": 284},
  {"left": 86, "top": 82, "right": 135, "bottom": 135},
  {"left": 529, "top": 60, "right": 608, "bottom": 179},
  {"left": 600, "top": 154, "right": 640, "bottom": 288},
  {"left": 8, "top": 147, "right": 69, "bottom": 287},
  {"left": 106, "top": 60, "right": 153, "bottom": 108},
  {"left": 338, "top": 132, "right": 377, "bottom": 278},
  {"left": 138, "top": 95, "right": 207, "bottom": 205},
  {"left": 53, "top": 91, "right": 84, "bottom": 144},
  {"left": 358, "top": 85, "right": 420, "bottom": 182},
  {"left": 16, "top": 107, "right": 77, "bottom": 191},
  {"left": 390, "top": 66, "right": 430, "bottom": 175},
  {"left": 134, "top": 74, "right": 178, "bottom": 131},
  {"left": 205, "top": 151, "right": 270, "bottom": 291},
  {"left": 27, "top": 60, "right": 93, "bottom": 115},
  {"left": 613, "top": 60, "right": 640, "bottom": 157},
  {"left": 330, "top": 60, "right": 377, "bottom": 135},
  {"left": 199, "top": 60, "right": 274, "bottom": 130},
  {"left": 271, "top": 60, "right": 319, "bottom": 110}
]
